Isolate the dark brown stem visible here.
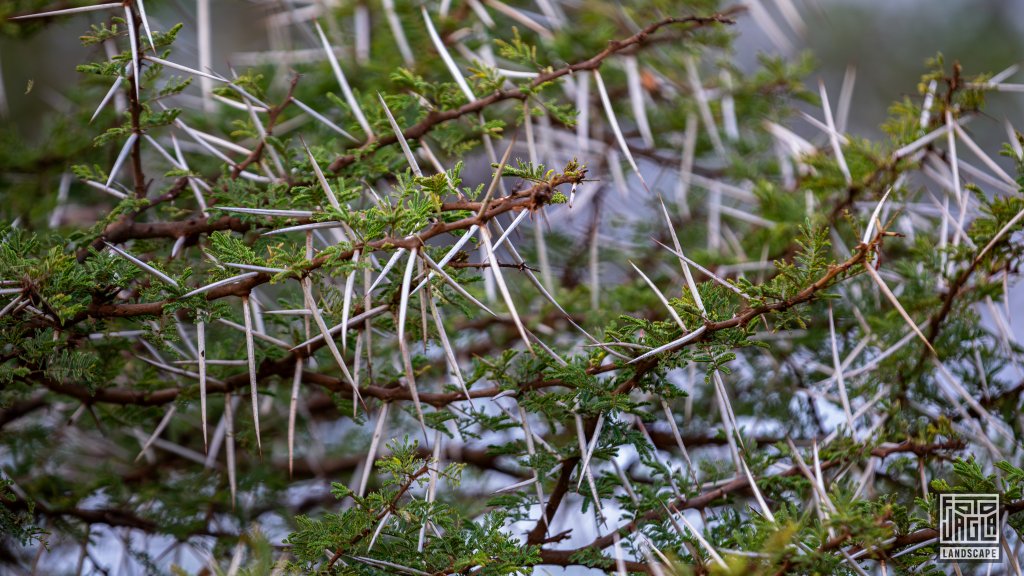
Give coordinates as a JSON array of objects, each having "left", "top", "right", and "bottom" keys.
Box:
[{"left": 326, "top": 464, "right": 431, "bottom": 568}]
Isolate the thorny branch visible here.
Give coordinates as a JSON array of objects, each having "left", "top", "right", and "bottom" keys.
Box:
[
  {"left": 26, "top": 230, "right": 889, "bottom": 410},
  {"left": 326, "top": 10, "right": 740, "bottom": 172},
  {"left": 326, "top": 464, "right": 431, "bottom": 568},
  {"left": 4, "top": 1, "right": 1023, "bottom": 573},
  {"left": 539, "top": 439, "right": 966, "bottom": 573},
  {"left": 50, "top": 173, "right": 578, "bottom": 328}
]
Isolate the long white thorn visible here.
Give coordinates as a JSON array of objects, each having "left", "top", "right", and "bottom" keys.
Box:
[
  {"left": 575, "top": 414, "right": 604, "bottom": 491},
  {"left": 685, "top": 55, "right": 725, "bottom": 156},
  {"left": 224, "top": 393, "right": 237, "bottom": 508},
  {"left": 136, "top": 355, "right": 224, "bottom": 384},
  {"left": 105, "top": 242, "right": 179, "bottom": 288},
  {"left": 289, "top": 305, "right": 390, "bottom": 350},
  {"left": 91, "top": 75, "right": 124, "bottom": 124},
  {"left": 354, "top": 5, "right": 370, "bottom": 64},
  {"left": 492, "top": 210, "right": 529, "bottom": 253},
  {"left": 125, "top": 5, "right": 141, "bottom": 100},
  {"left": 428, "top": 296, "right": 471, "bottom": 402},
  {"left": 483, "top": 0, "right": 553, "bottom": 38},
  {"left": 739, "top": 456, "right": 776, "bottom": 523},
  {"left": 660, "top": 398, "right": 698, "bottom": 488},
  {"left": 861, "top": 187, "right": 894, "bottom": 246},
  {"left": 216, "top": 318, "right": 292, "bottom": 349},
  {"left": 341, "top": 250, "right": 359, "bottom": 352},
  {"left": 11, "top": 3, "right": 120, "bottom": 19},
  {"left": 217, "top": 206, "right": 314, "bottom": 218},
  {"left": 894, "top": 121, "right": 959, "bottom": 159},
  {"left": 657, "top": 197, "right": 706, "bottom": 314},
  {"left": 952, "top": 122, "right": 1017, "bottom": 187},
  {"left": 302, "top": 278, "right": 364, "bottom": 411},
  {"left": 106, "top": 133, "right": 138, "bottom": 189},
  {"left": 480, "top": 225, "right": 533, "bottom": 352},
  {"left": 654, "top": 239, "right": 749, "bottom": 299},
  {"left": 575, "top": 71, "right": 590, "bottom": 154},
  {"left": 863, "top": 263, "right": 935, "bottom": 355},
  {"left": 975, "top": 205, "right": 1024, "bottom": 267},
  {"left": 287, "top": 358, "right": 301, "bottom": 477},
  {"left": 594, "top": 69, "right": 648, "bottom": 192},
  {"left": 572, "top": 410, "right": 604, "bottom": 520},
  {"left": 419, "top": 251, "right": 497, "bottom": 317},
  {"left": 290, "top": 97, "right": 358, "bottom": 141},
  {"left": 196, "top": 0, "right": 212, "bottom": 111},
  {"left": 624, "top": 55, "right": 654, "bottom": 148},
  {"left": 378, "top": 93, "right": 422, "bottom": 177},
  {"left": 241, "top": 296, "right": 263, "bottom": 456},
  {"left": 476, "top": 139, "right": 515, "bottom": 217},
  {"left": 819, "top": 79, "right": 851, "bottom": 184},
  {"left": 180, "top": 272, "right": 258, "bottom": 300},
  {"left": 422, "top": 7, "right": 475, "bottom": 102},
  {"left": 836, "top": 65, "right": 856, "bottom": 134},
  {"left": 170, "top": 134, "right": 208, "bottom": 214},
  {"left": 676, "top": 510, "right": 728, "bottom": 569},
  {"left": 628, "top": 326, "right": 708, "bottom": 365},
  {"left": 134, "top": 405, "right": 177, "bottom": 462},
  {"left": 828, "top": 302, "right": 855, "bottom": 430},
  {"left": 946, "top": 110, "right": 965, "bottom": 216},
  {"left": 746, "top": 0, "right": 793, "bottom": 53},
  {"left": 410, "top": 226, "right": 476, "bottom": 294},
  {"left": 721, "top": 70, "right": 739, "bottom": 141},
  {"left": 383, "top": 0, "right": 415, "bottom": 66},
  {"left": 135, "top": 0, "right": 155, "bottom": 51},
  {"left": 314, "top": 21, "right": 373, "bottom": 138},
  {"left": 304, "top": 141, "right": 340, "bottom": 210},
  {"left": 358, "top": 403, "right": 389, "bottom": 497},
  {"left": 398, "top": 248, "right": 428, "bottom": 437},
  {"left": 518, "top": 405, "right": 549, "bottom": 529},
  {"left": 1004, "top": 118, "right": 1023, "bottom": 160},
  {"left": 676, "top": 113, "right": 698, "bottom": 215},
  {"left": 631, "top": 262, "right": 685, "bottom": 330},
  {"left": 261, "top": 221, "right": 347, "bottom": 236},
  {"left": 369, "top": 248, "right": 406, "bottom": 293}
]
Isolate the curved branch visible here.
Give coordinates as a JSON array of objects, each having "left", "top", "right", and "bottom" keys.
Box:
[{"left": 326, "top": 10, "right": 740, "bottom": 173}]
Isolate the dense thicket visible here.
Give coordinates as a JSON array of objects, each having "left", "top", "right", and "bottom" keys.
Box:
[{"left": 2, "top": 1, "right": 1024, "bottom": 574}]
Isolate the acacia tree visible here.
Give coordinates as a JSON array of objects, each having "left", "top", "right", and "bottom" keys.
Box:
[{"left": 2, "top": 0, "right": 1024, "bottom": 574}]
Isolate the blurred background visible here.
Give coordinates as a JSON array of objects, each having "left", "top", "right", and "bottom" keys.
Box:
[{"left": 4, "top": 0, "right": 1024, "bottom": 141}]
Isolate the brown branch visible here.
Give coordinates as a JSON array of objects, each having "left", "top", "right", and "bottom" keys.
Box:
[
  {"left": 900, "top": 177, "right": 1022, "bottom": 381},
  {"left": 327, "top": 464, "right": 431, "bottom": 568},
  {"left": 526, "top": 456, "right": 579, "bottom": 545},
  {"left": 231, "top": 75, "right": 299, "bottom": 178},
  {"left": 102, "top": 214, "right": 252, "bottom": 244},
  {"left": 126, "top": 7, "right": 147, "bottom": 200},
  {"left": 38, "top": 231, "right": 888, "bottom": 413},
  {"left": 0, "top": 394, "right": 48, "bottom": 429},
  {"left": 326, "top": 10, "right": 739, "bottom": 173},
  {"left": 76, "top": 176, "right": 194, "bottom": 262},
  {"left": 538, "top": 439, "right": 965, "bottom": 564},
  {"left": 3, "top": 492, "right": 227, "bottom": 539},
  {"left": 73, "top": 174, "right": 580, "bottom": 322},
  {"left": 521, "top": 234, "right": 887, "bottom": 549},
  {"left": 537, "top": 548, "right": 656, "bottom": 574}
]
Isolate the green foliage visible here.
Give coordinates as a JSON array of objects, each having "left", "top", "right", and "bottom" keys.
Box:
[
  {"left": 0, "top": 476, "right": 46, "bottom": 547},
  {"left": 3, "top": 1, "right": 1024, "bottom": 575},
  {"left": 285, "top": 439, "right": 533, "bottom": 575}
]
